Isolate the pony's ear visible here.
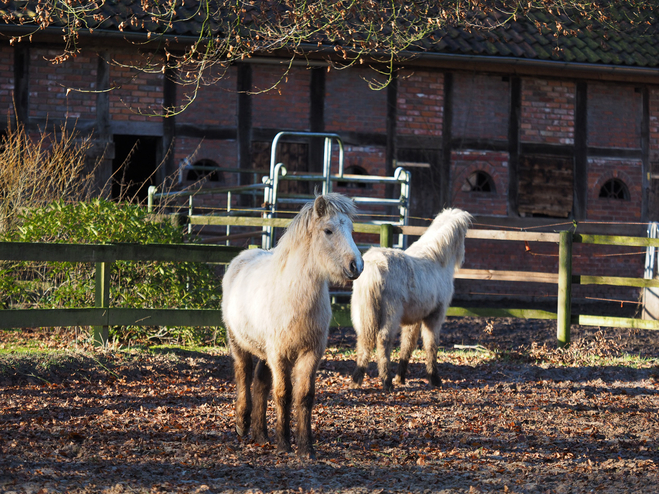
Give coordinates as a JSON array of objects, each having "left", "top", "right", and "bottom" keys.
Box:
[{"left": 313, "top": 195, "right": 328, "bottom": 218}]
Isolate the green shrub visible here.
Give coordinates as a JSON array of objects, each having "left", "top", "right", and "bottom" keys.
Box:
[{"left": 1, "top": 199, "right": 223, "bottom": 345}]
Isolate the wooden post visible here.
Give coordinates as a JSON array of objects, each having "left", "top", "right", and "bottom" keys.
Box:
[
  {"left": 557, "top": 231, "right": 573, "bottom": 347},
  {"left": 380, "top": 223, "right": 394, "bottom": 248},
  {"left": 93, "top": 261, "right": 111, "bottom": 346}
]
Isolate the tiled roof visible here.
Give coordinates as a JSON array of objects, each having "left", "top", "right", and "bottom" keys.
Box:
[
  {"left": 2, "top": 1, "right": 659, "bottom": 69},
  {"left": 428, "top": 5, "right": 659, "bottom": 68}
]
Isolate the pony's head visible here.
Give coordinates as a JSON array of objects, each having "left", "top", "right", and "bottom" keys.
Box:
[{"left": 278, "top": 193, "right": 363, "bottom": 283}]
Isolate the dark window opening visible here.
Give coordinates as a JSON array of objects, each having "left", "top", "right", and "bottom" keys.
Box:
[
  {"left": 462, "top": 171, "right": 495, "bottom": 193},
  {"left": 112, "top": 135, "right": 158, "bottom": 203},
  {"left": 186, "top": 159, "right": 222, "bottom": 182},
  {"left": 599, "top": 178, "right": 630, "bottom": 200},
  {"left": 337, "top": 165, "right": 370, "bottom": 189}
]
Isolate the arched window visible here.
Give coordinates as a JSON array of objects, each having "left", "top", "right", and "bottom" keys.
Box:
[
  {"left": 462, "top": 171, "right": 495, "bottom": 193},
  {"left": 186, "top": 159, "right": 222, "bottom": 182},
  {"left": 337, "top": 165, "right": 370, "bottom": 189},
  {"left": 598, "top": 178, "right": 630, "bottom": 200}
]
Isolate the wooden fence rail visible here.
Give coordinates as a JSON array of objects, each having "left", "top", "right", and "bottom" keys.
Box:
[{"left": 2, "top": 218, "right": 659, "bottom": 347}]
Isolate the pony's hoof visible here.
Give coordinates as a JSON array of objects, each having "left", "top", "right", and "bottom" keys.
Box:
[
  {"left": 429, "top": 376, "right": 442, "bottom": 388},
  {"left": 252, "top": 434, "right": 269, "bottom": 445},
  {"left": 276, "top": 442, "right": 293, "bottom": 454},
  {"left": 349, "top": 381, "right": 362, "bottom": 389},
  {"left": 235, "top": 425, "right": 248, "bottom": 437},
  {"left": 382, "top": 380, "right": 394, "bottom": 393},
  {"left": 393, "top": 375, "right": 405, "bottom": 385},
  {"left": 297, "top": 448, "right": 316, "bottom": 461}
]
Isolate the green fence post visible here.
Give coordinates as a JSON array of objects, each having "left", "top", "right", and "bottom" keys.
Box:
[
  {"left": 380, "top": 223, "right": 394, "bottom": 248},
  {"left": 557, "top": 230, "right": 573, "bottom": 348},
  {"left": 93, "top": 261, "right": 111, "bottom": 346}
]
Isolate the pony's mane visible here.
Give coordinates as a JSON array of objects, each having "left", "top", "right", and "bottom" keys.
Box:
[
  {"left": 407, "top": 208, "right": 472, "bottom": 266},
  {"left": 276, "top": 193, "right": 357, "bottom": 252}
]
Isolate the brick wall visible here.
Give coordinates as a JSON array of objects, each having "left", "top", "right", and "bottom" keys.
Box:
[
  {"left": 28, "top": 48, "right": 97, "bottom": 121},
  {"left": 325, "top": 67, "right": 387, "bottom": 134},
  {"left": 397, "top": 69, "right": 443, "bottom": 136},
  {"left": 588, "top": 82, "right": 642, "bottom": 149},
  {"left": 176, "top": 67, "right": 237, "bottom": 128},
  {"left": 0, "top": 46, "right": 12, "bottom": 118},
  {"left": 452, "top": 73, "right": 509, "bottom": 140},
  {"left": 109, "top": 51, "right": 164, "bottom": 122},
  {"left": 520, "top": 78, "right": 575, "bottom": 145},
  {"left": 586, "top": 158, "right": 643, "bottom": 221},
  {"left": 252, "top": 65, "right": 309, "bottom": 131},
  {"left": 451, "top": 150, "right": 508, "bottom": 216}
]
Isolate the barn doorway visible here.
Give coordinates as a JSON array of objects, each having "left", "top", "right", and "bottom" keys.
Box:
[{"left": 112, "top": 135, "right": 159, "bottom": 203}]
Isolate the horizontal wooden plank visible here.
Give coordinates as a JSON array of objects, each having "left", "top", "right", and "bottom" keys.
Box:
[
  {"left": 574, "top": 234, "right": 659, "bottom": 248},
  {"left": 353, "top": 223, "right": 383, "bottom": 234},
  {"left": 447, "top": 307, "right": 558, "bottom": 319},
  {"left": 456, "top": 269, "right": 558, "bottom": 283},
  {"left": 329, "top": 305, "right": 558, "bottom": 326},
  {"left": 466, "top": 230, "right": 561, "bottom": 243},
  {"left": 190, "top": 216, "right": 293, "bottom": 228},
  {"left": 574, "top": 275, "right": 659, "bottom": 288},
  {"left": 573, "top": 315, "right": 659, "bottom": 331},
  {"left": 0, "top": 242, "right": 242, "bottom": 263},
  {"left": 0, "top": 308, "right": 224, "bottom": 329}
]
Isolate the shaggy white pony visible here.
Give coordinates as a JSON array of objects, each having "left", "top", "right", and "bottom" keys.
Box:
[
  {"left": 351, "top": 208, "right": 472, "bottom": 392},
  {"left": 222, "top": 193, "right": 363, "bottom": 459}
]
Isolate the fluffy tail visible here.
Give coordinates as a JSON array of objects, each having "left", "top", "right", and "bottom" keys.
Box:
[
  {"left": 350, "top": 260, "right": 384, "bottom": 345},
  {"left": 407, "top": 208, "right": 473, "bottom": 267}
]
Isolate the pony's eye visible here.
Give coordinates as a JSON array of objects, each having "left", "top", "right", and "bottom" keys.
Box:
[{"left": 324, "top": 229, "right": 333, "bottom": 235}]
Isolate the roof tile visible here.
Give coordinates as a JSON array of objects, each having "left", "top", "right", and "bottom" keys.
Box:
[{"left": 2, "top": 1, "right": 659, "bottom": 70}]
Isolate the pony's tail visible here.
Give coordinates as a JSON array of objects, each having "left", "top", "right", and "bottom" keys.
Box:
[
  {"left": 411, "top": 208, "right": 473, "bottom": 267},
  {"left": 350, "top": 262, "right": 383, "bottom": 345}
]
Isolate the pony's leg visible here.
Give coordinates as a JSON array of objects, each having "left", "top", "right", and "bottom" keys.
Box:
[
  {"left": 350, "top": 330, "right": 375, "bottom": 389},
  {"left": 270, "top": 358, "right": 293, "bottom": 453},
  {"left": 293, "top": 351, "right": 322, "bottom": 460},
  {"left": 394, "top": 323, "right": 421, "bottom": 385},
  {"left": 421, "top": 307, "right": 446, "bottom": 388},
  {"left": 251, "top": 359, "right": 272, "bottom": 444},
  {"left": 376, "top": 328, "right": 396, "bottom": 392},
  {"left": 230, "top": 341, "right": 254, "bottom": 437}
]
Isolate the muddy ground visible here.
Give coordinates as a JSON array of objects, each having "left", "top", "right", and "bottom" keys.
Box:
[{"left": 1, "top": 318, "right": 658, "bottom": 493}]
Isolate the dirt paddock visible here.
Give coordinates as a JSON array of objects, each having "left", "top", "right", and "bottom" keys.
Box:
[{"left": 1, "top": 318, "right": 658, "bottom": 493}]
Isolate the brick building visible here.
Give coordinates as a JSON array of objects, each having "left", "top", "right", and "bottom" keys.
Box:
[{"left": 2, "top": 3, "right": 659, "bottom": 312}]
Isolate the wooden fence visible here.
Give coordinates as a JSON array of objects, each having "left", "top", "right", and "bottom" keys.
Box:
[{"left": 2, "top": 217, "right": 659, "bottom": 347}]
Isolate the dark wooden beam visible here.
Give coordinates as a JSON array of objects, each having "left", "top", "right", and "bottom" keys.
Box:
[
  {"left": 453, "top": 138, "right": 508, "bottom": 152},
  {"left": 94, "top": 51, "right": 112, "bottom": 194},
  {"left": 396, "top": 135, "right": 443, "bottom": 150},
  {"left": 174, "top": 124, "right": 237, "bottom": 140},
  {"left": 642, "top": 85, "right": 650, "bottom": 222},
  {"left": 309, "top": 67, "right": 326, "bottom": 174},
  {"left": 440, "top": 72, "right": 453, "bottom": 208},
  {"left": 519, "top": 143, "right": 574, "bottom": 157},
  {"left": 13, "top": 44, "right": 29, "bottom": 126},
  {"left": 162, "top": 67, "right": 177, "bottom": 180},
  {"left": 508, "top": 76, "right": 521, "bottom": 217},
  {"left": 385, "top": 75, "right": 397, "bottom": 200},
  {"left": 587, "top": 147, "right": 642, "bottom": 159},
  {"left": 96, "top": 52, "right": 110, "bottom": 137},
  {"left": 574, "top": 81, "right": 588, "bottom": 221},
  {"left": 237, "top": 63, "right": 253, "bottom": 205},
  {"left": 386, "top": 76, "right": 397, "bottom": 178}
]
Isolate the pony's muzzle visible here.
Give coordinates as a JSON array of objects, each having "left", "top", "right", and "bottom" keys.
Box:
[{"left": 345, "top": 258, "right": 363, "bottom": 280}]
